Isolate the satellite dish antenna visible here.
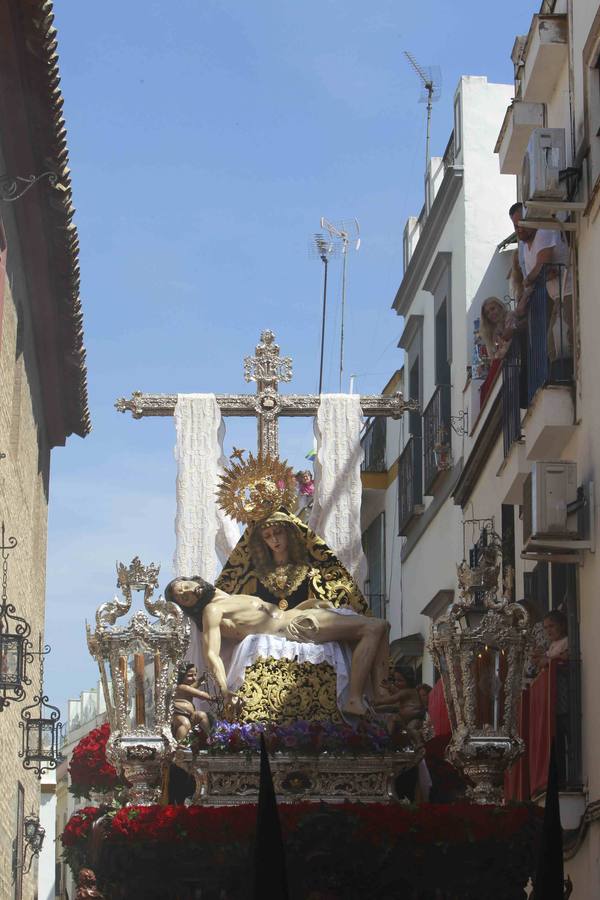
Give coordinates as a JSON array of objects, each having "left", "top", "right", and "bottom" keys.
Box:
[
  {"left": 320, "top": 217, "right": 360, "bottom": 392},
  {"left": 403, "top": 50, "right": 442, "bottom": 172}
]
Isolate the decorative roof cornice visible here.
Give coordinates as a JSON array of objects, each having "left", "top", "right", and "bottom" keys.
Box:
[
  {"left": 7, "top": 0, "right": 90, "bottom": 440},
  {"left": 392, "top": 166, "right": 464, "bottom": 318}
]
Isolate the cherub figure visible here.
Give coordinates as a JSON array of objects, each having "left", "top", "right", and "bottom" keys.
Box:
[
  {"left": 171, "top": 663, "right": 213, "bottom": 742},
  {"left": 75, "top": 868, "right": 104, "bottom": 900},
  {"left": 295, "top": 469, "right": 315, "bottom": 522}
]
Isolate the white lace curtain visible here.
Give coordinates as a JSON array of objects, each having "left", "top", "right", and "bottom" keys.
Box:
[{"left": 309, "top": 394, "right": 367, "bottom": 583}]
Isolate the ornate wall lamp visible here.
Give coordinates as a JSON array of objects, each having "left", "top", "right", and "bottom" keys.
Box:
[
  {"left": 428, "top": 517, "right": 530, "bottom": 804},
  {"left": 14, "top": 812, "right": 45, "bottom": 878},
  {"left": 0, "top": 524, "right": 33, "bottom": 711},
  {"left": 19, "top": 637, "right": 62, "bottom": 778}
]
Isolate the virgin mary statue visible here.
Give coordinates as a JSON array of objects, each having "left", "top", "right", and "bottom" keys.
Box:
[{"left": 214, "top": 454, "right": 366, "bottom": 614}]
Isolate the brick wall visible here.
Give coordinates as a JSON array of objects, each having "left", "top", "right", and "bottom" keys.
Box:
[{"left": 0, "top": 199, "right": 52, "bottom": 900}]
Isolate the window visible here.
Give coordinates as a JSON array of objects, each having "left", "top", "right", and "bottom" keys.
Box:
[
  {"left": 453, "top": 91, "right": 462, "bottom": 156},
  {"left": 362, "top": 513, "right": 386, "bottom": 618},
  {"left": 398, "top": 358, "right": 423, "bottom": 533},
  {"left": 423, "top": 254, "right": 453, "bottom": 492},
  {"left": 501, "top": 505, "right": 516, "bottom": 602},
  {"left": 398, "top": 316, "right": 424, "bottom": 532},
  {"left": 583, "top": 15, "right": 600, "bottom": 192},
  {"left": 523, "top": 561, "right": 549, "bottom": 615}
]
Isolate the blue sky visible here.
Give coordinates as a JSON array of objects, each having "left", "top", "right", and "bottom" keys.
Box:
[{"left": 46, "top": 0, "right": 539, "bottom": 716}]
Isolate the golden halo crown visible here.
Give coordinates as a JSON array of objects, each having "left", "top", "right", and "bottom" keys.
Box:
[{"left": 216, "top": 452, "right": 298, "bottom": 525}]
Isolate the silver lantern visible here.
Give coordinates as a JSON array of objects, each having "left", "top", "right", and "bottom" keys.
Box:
[
  {"left": 428, "top": 520, "right": 530, "bottom": 804},
  {"left": 86, "top": 558, "right": 189, "bottom": 805}
]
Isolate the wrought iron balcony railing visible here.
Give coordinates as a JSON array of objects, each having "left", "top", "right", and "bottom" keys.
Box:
[
  {"left": 361, "top": 417, "right": 387, "bottom": 474},
  {"left": 502, "top": 262, "right": 572, "bottom": 457},
  {"left": 526, "top": 262, "right": 572, "bottom": 403},
  {"left": 398, "top": 436, "right": 423, "bottom": 536},
  {"left": 423, "top": 384, "right": 452, "bottom": 493},
  {"left": 502, "top": 335, "right": 522, "bottom": 458}
]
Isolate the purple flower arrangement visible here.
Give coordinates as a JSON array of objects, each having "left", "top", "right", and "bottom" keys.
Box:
[{"left": 195, "top": 718, "right": 412, "bottom": 755}]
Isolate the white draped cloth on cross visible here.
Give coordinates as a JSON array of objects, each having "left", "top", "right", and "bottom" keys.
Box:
[{"left": 115, "top": 329, "right": 417, "bottom": 581}]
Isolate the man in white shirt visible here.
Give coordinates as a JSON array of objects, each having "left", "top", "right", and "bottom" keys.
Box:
[{"left": 509, "top": 203, "right": 572, "bottom": 365}]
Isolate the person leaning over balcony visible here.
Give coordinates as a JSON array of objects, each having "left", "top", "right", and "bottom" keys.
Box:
[
  {"left": 508, "top": 203, "right": 572, "bottom": 363},
  {"left": 533, "top": 609, "right": 569, "bottom": 670},
  {"left": 479, "top": 297, "right": 511, "bottom": 359}
]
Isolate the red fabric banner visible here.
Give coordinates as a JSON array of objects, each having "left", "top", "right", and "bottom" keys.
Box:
[
  {"left": 504, "top": 687, "right": 530, "bottom": 802},
  {"left": 527, "top": 662, "right": 557, "bottom": 798},
  {"left": 428, "top": 678, "right": 451, "bottom": 738},
  {"left": 479, "top": 358, "right": 502, "bottom": 407}
]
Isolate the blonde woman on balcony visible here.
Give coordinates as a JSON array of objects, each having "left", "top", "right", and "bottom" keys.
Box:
[{"left": 479, "top": 297, "right": 511, "bottom": 360}]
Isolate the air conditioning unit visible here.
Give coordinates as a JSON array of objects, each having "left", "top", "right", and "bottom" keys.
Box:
[
  {"left": 522, "top": 128, "right": 567, "bottom": 203},
  {"left": 523, "top": 461, "right": 578, "bottom": 549}
]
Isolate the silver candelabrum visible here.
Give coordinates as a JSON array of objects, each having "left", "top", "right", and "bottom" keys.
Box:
[
  {"left": 86, "top": 558, "right": 189, "bottom": 805},
  {"left": 428, "top": 522, "right": 530, "bottom": 804}
]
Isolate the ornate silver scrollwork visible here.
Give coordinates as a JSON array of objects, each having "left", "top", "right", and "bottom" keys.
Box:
[
  {"left": 95, "top": 593, "right": 132, "bottom": 630},
  {"left": 174, "top": 748, "right": 422, "bottom": 806},
  {"left": 87, "top": 558, "right": 190, "bottom": 805},
  {"left": 114, "top": 332, "right": 420, "bottom": 458},
  {"left": 429, "top": 520, "right": 531, "bottom": 804},
  {"left": 243, "top": 329, "right": 293, "bottom": 388}
]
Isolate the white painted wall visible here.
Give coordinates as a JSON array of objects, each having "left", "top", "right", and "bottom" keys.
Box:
[
  {"left": 383, "top": 76, "right": 516, "bottom": 675},
  {"left": 38, "top": 773, "right": 56, "bottom": 900}
]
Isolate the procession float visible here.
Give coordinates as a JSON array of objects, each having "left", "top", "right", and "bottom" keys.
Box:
[{"left": 62, "top": 333, "right": 543, "bottom": 899}]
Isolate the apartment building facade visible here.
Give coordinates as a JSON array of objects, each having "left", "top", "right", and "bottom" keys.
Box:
[
  {"left": 361, "top": 1, "right": 600, "bottom": 892},
  {"left": 490, "top": 0, "right": 600, "bottom": 891},
  {"left": 361, "top": 75, "right": 516, "bottom": 678}
]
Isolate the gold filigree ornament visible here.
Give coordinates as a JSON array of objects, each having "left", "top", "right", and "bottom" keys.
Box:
[
  {"left": 216, "top": 452, "right": 298, "bottom": 525},
  {"left": 236, "top": 657, "right": 340, "bottom": 724}
]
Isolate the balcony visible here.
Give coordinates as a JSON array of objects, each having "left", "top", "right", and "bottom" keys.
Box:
[
  {"left": 520, "top": 15, "right": 568, "bottom": 104},
  {"left": 526, "top": 266, "right": 572, "bottom": 403},
  {"left": 423, "top": 384, "right": 452, "bottom": 494},
  {"left": 398, "top": 436, "right": 423, "bottom": 535},
  {"left": 495, "top": 100, "right": 545, "bottom": 175},
  {"left": 505, "top": 660, "right": 583, "bottom": 826},
  {"left": 361, "top": 417, "right": 387, "bottom": 474},
  {"left": 502, "top": 336, "right": 523, "bottom": 458},
  {"left": 442, "top": 132, "right": 455, "bottom": 172},
  {"left": 502, "top": 264, "right": 574, "bottom": 462}
]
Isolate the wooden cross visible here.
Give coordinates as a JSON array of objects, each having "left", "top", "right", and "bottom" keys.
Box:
[{"left": 115, "top": 329, "right": 417, "bottom": 456}]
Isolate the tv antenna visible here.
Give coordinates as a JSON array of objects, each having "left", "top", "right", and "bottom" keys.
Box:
[
  {"left": 403, "top": 50, "right": 441, "bottom": 172},
  {"left": 310, "top": 233, "right": 338, "bottom": 394},
  {"left": 320, "top": 217, "right": 360, "bottom": 392}
]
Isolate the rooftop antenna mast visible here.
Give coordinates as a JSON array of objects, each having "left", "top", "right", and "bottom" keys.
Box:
[
  {"left": 320, "top": 217, "right": 360, "bottom": 392},
  {"left": 403, "top": 50, "right": 441, "bottom": 172},
  {"left": 310, "top": 233, "right": 338, "bottom": 394}
]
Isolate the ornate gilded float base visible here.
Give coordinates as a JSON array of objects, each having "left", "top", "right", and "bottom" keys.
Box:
[
  {"left": 175, "top": 747, "right": 422, "bottom": 805},
  {"left": 236, "top": 657, "right": 341, "bottom": 723}
]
